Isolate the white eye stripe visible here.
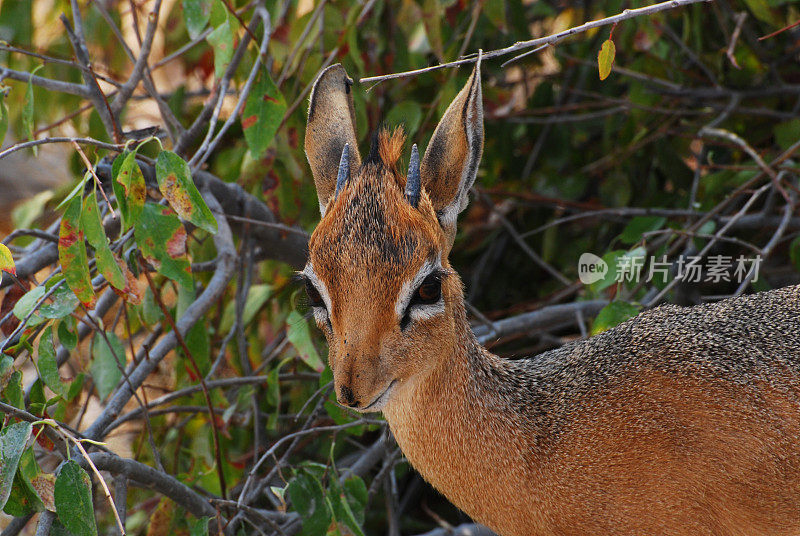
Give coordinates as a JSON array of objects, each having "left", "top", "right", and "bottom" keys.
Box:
[
  {"left": 408, "top": 301, "right": 445, "bottom": 322},
  {"left": 301, "top": 263, "right": 333, "bottom": 314},
  {"left": 395, "top": 258, "right": 444, "bottom": 319}
]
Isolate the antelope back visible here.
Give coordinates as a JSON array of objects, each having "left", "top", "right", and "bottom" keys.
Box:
[{"left": 302, "top": 60, "right": 484, "bottom": 410}]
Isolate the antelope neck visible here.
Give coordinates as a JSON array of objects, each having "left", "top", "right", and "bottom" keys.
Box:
[{"left": 382, "top": 298, "right": 547, "bottom": 535}]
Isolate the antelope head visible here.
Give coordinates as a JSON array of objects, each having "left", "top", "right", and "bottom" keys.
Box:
[{"left": 302, "top": 59, "right": 483, "bottom": 412}]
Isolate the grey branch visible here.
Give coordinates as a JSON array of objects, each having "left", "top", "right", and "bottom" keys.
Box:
[
  {"left": 0, "top": 67, "right": 92, "bottom": 97},
  {"left": 359, "top": 0, "right": 712, "bottom": 85},
  {"left": 474, "top": 300, "right": 608, "bottom": 345},
  {"left": 83, "top": 452, "right": 218, "bottom": 519}
]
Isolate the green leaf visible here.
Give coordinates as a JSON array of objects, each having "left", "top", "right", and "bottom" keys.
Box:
[
  {"left": 58, "top": 197, "right": 96, "bottom": 309},
  {"left": 0, "top": 354, "right": 13, "bottom": 392},
  {"left": 342, "top": 477, "right": 367, "bottom": 524},
  {"left": 620, "top": 216, "right": 666, "bottom": 245},
  {"left": 80, "top": 192, "right": 106, "bottom": 249},
  {"left": 242, "top": 70, "right": 286, "bottom": 159},
  {"left": 790, "top": 236, "right": 800, "bottom": 273},
  {"left": 421, "top": 0, "right": 444, "bottom": 61},
  {"left": 591, "top": 301, "right": 640, "bottom": 335},
  {"left": 95, "top": 247, "right": 128, "bottom": 292},
  {"left": 22, "top": 65, "right": 42, "bottom": 155},
  {"left": 287, "top": 471, "right": 331, "bottom": 536},
  {"left": 774, "top": 119, "right": 800, "bottom": 152},
  {"left": 3, "top": 469, "right": 42, "bottom": 516},
  {"left": 115, "top": 150, "right": 146, "bottom": 230},
  {"left": 111, "top": 152, "right": 129, "bottom": 227},
  {"left": 38, "top": 326, "right": 67, "bottom": 398},
  {"left": 57, "top": 318, "right": 77, "bottom": 351},
  {"left": 0, "top": 422, "right": 33, "bottom": 511},
  {"left": 12, "top": 286, "right": 45, "bottom": 320},
  {"left": 3, "top": 371, "right": 24, "bottom": 409},
  {"left": 13, "top": 447, "right": 44, "bottom": 514},
  {"left": 219, "top": 284, "right": 274, "bottom": 332},
  {"left": 40, "top": 284, "right": 79, "bottom": 319},
  {"left": 183, "top": 0, "right": 212, "bottom": 39},
  {"left": 155, "top": 151, "right": 218, "bottom": 234},
  {"left": 188, "top": 516, "right": 212, "bottom": 536},
  {"left": 206, "top": 19, "right": 234, "bottom": 79},
  {"left": 385, "top": 101, "right": 423, "bottom": 140},
  {"left": 55, "top": 460, "right": 97, "bottom": 536},
  {"left": 177, "top": 285, "right": 210, "bottom": 375},
  {"left": 91, "top": 332, "right": 125, "bottom": 400},
  {"left": 598, "top": 39, "right": 616, "bottom": 81},
  {"left": 330, "top": 475, "right": 367, "bottom": 535},
  {"left": 55, "top": 172, "right": 90, "bottom": 212},
  {"left": 0, "top": 243, "right": 14, "bottom": 276},
  {"left": 743, "top": 0, "right": 780, "bottom": 26},
  {"left": 12, "top": 190, "right": 53, "bottom": 230},
  {"left": 66, "top": 373, "right": 85, "bottom": 403},
  {"left": 80, "top": 192, "right": 127, "bottom": 291},
  {"left": 141, "top": 286, "right": 164, "bottom": 325},
  {"left": 484, "top": 0, "right": 507, "bottom": 31},
  {"left": 0, "top": 88, "right": 8, "bottom": 145},
  {"left": 286, "top": 311, "right": 324, "bottom": 372},
  {"left": 135, "top": 203, "right": 193, "bottom": 290}
]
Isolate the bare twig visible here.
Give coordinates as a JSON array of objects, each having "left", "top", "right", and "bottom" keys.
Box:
[
  {"left": 0, "top": 136, "right": 124, "bottom": 160},
  {"left": 727, "top": 12, "right": 747, "bottom": 68},
  {"left": 111, "top": 0, "right": 162, "bottom": 116},
  {"left": 359, "top": 0, "right": 712, "bottom": 85}
]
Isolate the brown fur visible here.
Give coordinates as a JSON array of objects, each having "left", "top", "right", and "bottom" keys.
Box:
[
  {"left": 378, "top": 127, "right": 406, "bottom": 172},
  {"left": 304, "top": 61, "right": 800, "bottom": 536}
]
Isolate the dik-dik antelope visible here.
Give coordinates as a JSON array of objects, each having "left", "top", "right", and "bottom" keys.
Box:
[{"left": 301, "top": 58, "right": 800, "bottom": 536}]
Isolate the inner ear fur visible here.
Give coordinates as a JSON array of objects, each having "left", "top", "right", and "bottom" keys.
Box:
[
  {"left": 420, "top": 58, "right": 484, "bottom": 230},
  {"left": 305, "top": 64, "right": 362, "bottom": 214}
]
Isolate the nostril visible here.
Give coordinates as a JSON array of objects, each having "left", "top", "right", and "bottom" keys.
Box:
[{"left": 340, "top": 385, "right": 355, "bottom": 405}]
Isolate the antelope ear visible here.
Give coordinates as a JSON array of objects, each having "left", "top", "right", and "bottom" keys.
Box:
[
  {"left": 305, "top": 64, "right": 362, "bottom": 215},
  {"left": 420, "top": 55, "right": 483, "bottom": 239}
]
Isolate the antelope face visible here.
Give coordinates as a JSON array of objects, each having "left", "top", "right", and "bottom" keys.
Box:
[{"left": 302, "top": 61, "right": 483, "bottom": 412}]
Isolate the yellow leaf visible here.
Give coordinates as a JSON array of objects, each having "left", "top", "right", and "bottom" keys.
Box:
[
  {"left": 0, "top": 243, "right": 14, "bottom": 275},
  {"left": 598, "top": 39, "right": 616, "bottom": 81}
]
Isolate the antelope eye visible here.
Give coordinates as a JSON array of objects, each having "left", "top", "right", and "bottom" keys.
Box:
[
  {"left": 411, "top": 273, "right": 442, "bottom": 305},
  {"left": 305, "top": 279, "right": 325, "bottom": 308}
]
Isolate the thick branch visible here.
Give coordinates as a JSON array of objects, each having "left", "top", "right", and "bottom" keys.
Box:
[
  {"left": 473, "top": 300, "right": 607, "bottom": 345},
  {"left": 0, "top": 67, "right": 92, "bottom": 97},
  {"left": 83, "top": 452, "right": 217, "bottom": 519}
]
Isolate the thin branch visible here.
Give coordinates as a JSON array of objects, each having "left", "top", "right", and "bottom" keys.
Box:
[
  {"left": 727, "top": 12, "right": 747, "bottom": 68},
  {"left": 83, "top": 193, "right": 237, "bottom": 441},
  {"left": 359, "top": 0, "right": 712, "bottom": 85},
  {"left": 0, "top": 67, "right": 93, "bottom": 97},
  {"left": 59, "top": 13, "right": 121, "bottom": 141},
  {"left": 111, "top": 0, "right": 163, "bottom": 116},
  {"left": 141, "top": 261, "right": 229, "bottom": 499},
  {"left": 699, "top": 126, "right": 791, "bottom": 201}
]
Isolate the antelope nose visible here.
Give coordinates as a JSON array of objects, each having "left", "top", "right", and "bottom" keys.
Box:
[{"left": 339, "top": 385, "right": 359, "bottom": 407}]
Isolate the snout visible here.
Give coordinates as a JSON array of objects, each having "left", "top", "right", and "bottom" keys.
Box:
[
  {"left": 338, "top": 384, "right": 360, "bottom": 408},
  {"left": 335, "top": 375, "right": 398, "bottom": 413}
]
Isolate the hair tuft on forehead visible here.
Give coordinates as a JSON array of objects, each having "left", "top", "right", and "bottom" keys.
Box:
[{"left": 377, "top": 126, "right": 406, "bottom": 169}]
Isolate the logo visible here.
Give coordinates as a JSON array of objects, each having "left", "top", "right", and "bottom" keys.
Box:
[{"left": 578, "top": 253, "right": 608, "bottom": 284}]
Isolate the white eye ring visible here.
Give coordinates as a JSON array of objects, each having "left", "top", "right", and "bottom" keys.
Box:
[
  {"left": 407, "top": 301, "right": 445, "bottom": 322},
  {"left": 396, "top": 260, "right": 447, "bottom": 329},
  {"left": 311, "top": 306, "right": 330, "bottom": 328}
]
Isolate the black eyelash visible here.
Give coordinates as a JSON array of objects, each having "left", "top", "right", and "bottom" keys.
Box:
[{"left": 304, "top": 280, "right": 325, "bottom": 308}]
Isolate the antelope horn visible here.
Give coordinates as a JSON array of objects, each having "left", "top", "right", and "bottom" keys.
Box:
[
  {"left": 335, "top": 143, "right": 351, "bottom": 196},
  {"left": 405, "top": 143, "right": 421, "bottom": 208}
]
